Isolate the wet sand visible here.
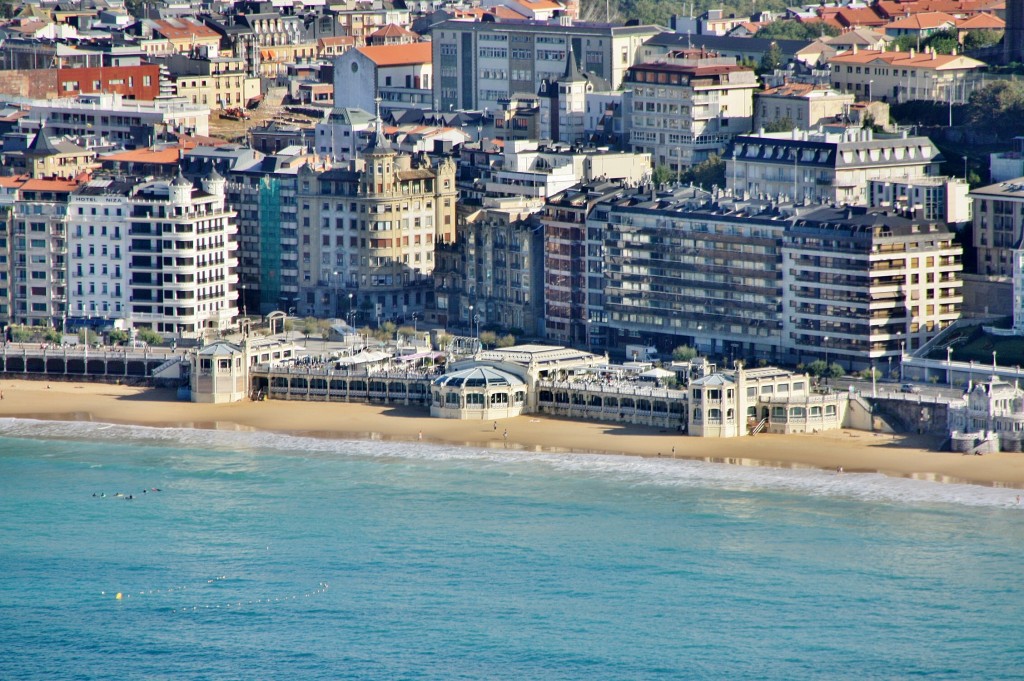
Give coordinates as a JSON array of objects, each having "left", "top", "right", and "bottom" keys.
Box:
[{"left": 1, "top": 379, "right": 1022, "bottom": 488}]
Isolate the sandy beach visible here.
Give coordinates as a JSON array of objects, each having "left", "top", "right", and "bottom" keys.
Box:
[{"left": 1, "top": 378, "right": 1022, "bottom": 488}]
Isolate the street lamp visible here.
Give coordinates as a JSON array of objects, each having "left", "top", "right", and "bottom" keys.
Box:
[
  {"left": 947, "top": 345, "right": 954, "bottom": 386},
  {"left": 586, "top": 318, "right": 593, "bottom": 353},
  {"left": 468, "top": 304, "right": 474, "bottom": 336},
  {"left": 412, "top": 312, "right": 418, "bottom": 334},
  {"left": 348, "top": 293, "right": 354, "bottom": 327},
  {"left": 823, "top": 336, "right": 829, "bottom": 386},
  {"left": 899, "top": 339, "right": 906, "bottom": 382}
]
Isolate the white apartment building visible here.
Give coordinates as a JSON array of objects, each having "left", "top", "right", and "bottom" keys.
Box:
[
  {"left": 17, "top": 92, "right": 210, "bottom": 146},
  {"left": 66, "top": 172, "right": 238, "bottom": 338},
  {"left": 969, "top": 178, "right": 1024, "bottom": 277},
  {"left": 460, "top": 140, "right": 651, "bottom": 201},
  {"left": 867, "top": 175, "right": 971, "bottom": 225},
  {"left": 5, "top": 178, "right": 78, "bottom": 328},
  {"left": 68, "top": 179, "right": 131, "bottom": 325},
  {"left": 315, "top": 107, "right": 376, "bottom": 162},
  {"left": 828, "top": 46, "right": 985, "bottom": 103},
  {"left": 782, "top": 205, "right": 962, "bottom": 366},
  {"left": 432, "top": 20, "right": 660, "bottom": 113},
  {"left": 726, "top": 127, "right": 942, "bottom": 206},
  {"left": 626, "top": 49, "right": 757, "bottom": 170},
  {"left": 753, "top": 82, "right": 856, "bottom": 131},
  {"left": 333, "top": 43, "right": 433, "bottom": 113}
]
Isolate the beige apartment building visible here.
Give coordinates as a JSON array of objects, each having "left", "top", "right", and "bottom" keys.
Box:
[
  {"left": 725, "top": 126, "right": 942, "bottom": 206},
  {"left": 753, "top": 82, "right": 856, "bottom": 131},
  {"left": 627, "top": 49, "right": 758, "bottom": 170},
  {"left": 782, "top": 205, "right": 962, "bottom": 364},
  {"left": 828, "top": 46, "right": 985, "bottom": 103},
  {"left": 296, "top": 128, "right": 457, "bottom": 322}
]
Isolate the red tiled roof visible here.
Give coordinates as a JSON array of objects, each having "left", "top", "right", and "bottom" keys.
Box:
[
  {"left": 149, "top": 18, "right": 219, "bottom": 41},
  {"left": 886, "top": 11, "right": 958, "bottom": 29},
  {"left": 368, "top": 23, "right": 417, "bottom": 38},
  {"left": 835, "top": 6, "right": 888, "bottom": 27},
  {"left": 99, "top": 147, "right": 182, "bottom": 164},
  {"left": 355, "top": 43, "right": 431, "bottom": 67},
  {"left": 955, "top": 11, "right": 1004, "bottom": 28},
  {"left": 20, "top": 178, "right": 80, "bottom": 192}
]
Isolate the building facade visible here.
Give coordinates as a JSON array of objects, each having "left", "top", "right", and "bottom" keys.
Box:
[
  {"left": 295, "top": 134, "right": 457, "bottom": 322},
  {"left": 626, "top": 50, "right": 758, "bottom": 170},
  {"left": 725, "top": 127, "right": 942, "bottom": 206},
  {"left": 969, "top": 178, "right": 1024, "bottom": 276},
  {"left": 431, "top": 20, "right": 660, "bottom": 113},
  {"left": 781, "top": 206, "right": 962, "bottom": 365}
]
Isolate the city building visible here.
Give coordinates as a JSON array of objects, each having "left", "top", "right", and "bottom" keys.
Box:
[
  {"left": 294, "top": 124, "right": 458, "bottom": 322},
  {"left": 459, "top": 139, "right": 651, "bottom": 202},
  {"left": 989, "top": 137, "right": 1024, "bottom": 183},
  {"left": 626, "top": 49, "right": 758, "bottom": 170},
  {"left": 65, "top": 172, "right": 239, "bottom": 338},
  {"left": 66, "top": 179, "right": 132, "bottom": 327},
  {"left": 431, "top": 19, "right": 660, "bottom": 113},
  {"left": 725, "top": 127, "right": 942, "bottom": 206},
  {"left": 16, "top": 92, "right": 210, "bottom": 145},
  {"left": 536, "top": 46, "right": 611, "bottom": 145},
  {"left": 433, "top": 196, "right": 545, "bottom": 334},
  {"left": 867, "top": 175, "right": 972, "bottom": 225},
  {"left": 4, "top": 177, "right": 79, "bottom": 328},
  {"left": 227, "top": 149, "right": 314, "bottom": 315},
  {"left": 827, "top": 46, "right": 985, "bottom": 103},
  {"left": 142, "top": 18, "right": 223, "bottom": 55},
  {"left": 753, "top": 82, "right": 856, "bottom": 131},
  {"left": 55, "top": 64, "right": 162, "bottom": 100},
  {"left": 2, "top": 128, "right": 97, "bottom": 179},
  {"left": 969, "top": 177, "right": 1024, "bottom": 276},
  {"left": 781, "top": 205, "right": 962, "bottom": 366},
  {"left": 333, "top": 43, "right": 433, "bottom": 113},
  {"left": 542, "top": 180, "right": 627, "bottom": 347},
  {"left": 158, "top": 53, "right": 260, "bottom": 109},
  {"left": 595, "top": 186, "right": 786, "bottom": 361},
  {"left": 315, "top": 107, "right": 377, "bottom": 161}
]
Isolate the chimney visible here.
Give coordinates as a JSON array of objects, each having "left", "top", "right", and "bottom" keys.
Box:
[
  {"left": 853, "top": 44, "right": 858, "bottom": 54},
  {"left": 910, "top": 48, "right": 915, "bottom": 58}
]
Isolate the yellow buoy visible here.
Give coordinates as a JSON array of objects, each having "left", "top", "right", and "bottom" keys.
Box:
[{"left": 115, "top": 592, "right": 122, "bottom": 600}]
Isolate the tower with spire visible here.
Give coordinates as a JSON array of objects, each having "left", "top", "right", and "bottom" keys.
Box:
[
  {"left": 538, "top": 42, "right": 601, "bottom": 144},
  {"left": 362, "top": 97, "right": 398, "bottom": 195}
]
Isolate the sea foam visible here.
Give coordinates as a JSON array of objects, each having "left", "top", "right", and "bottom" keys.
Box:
[{"left": 1, "top": 417, "right": 1020, "bottom": 511}]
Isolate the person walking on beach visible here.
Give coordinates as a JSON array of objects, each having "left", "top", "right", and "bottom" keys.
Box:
[
  {"left": 503, "top": 429, "right": 508, "bottom": 442},
  {"left": 493, "top": 421, "right": 497, "bottom": 431}
]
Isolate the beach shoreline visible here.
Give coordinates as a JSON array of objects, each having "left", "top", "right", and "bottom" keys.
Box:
[{"left": 2, "top": 378, "right": 1023, "bottom": 488}]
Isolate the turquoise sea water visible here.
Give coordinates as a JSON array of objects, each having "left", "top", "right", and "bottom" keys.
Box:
[{"left": 1, "top": 419, "right": 1023, "bottom": 680}]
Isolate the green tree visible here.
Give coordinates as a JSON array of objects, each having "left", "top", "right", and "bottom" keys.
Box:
[
  {"left": 859, "top": 367, "right": 881, "bottom": 381},
  {"left": 756, "top": 19, "right": 838, "bottom": 40},
  {"left": 807, "top": 359, "right": 828, "bottom": 377},
  {"left": 397, "top": 325, "right": 417, "bottom": 341},
  {"left": 964, "top": 29, "right": 1003, "bottom": 50},
  {"left": 652, "top": 164, "right": 675, "bottom": 187},
  {"left": 496, "top": 333, "right": 517, "bottom": 348},
  {"left": 680, "top": 154, "right": 726, "bottom": 188},
  {"left": 435, "top": 332, "right": 453, "bottom": 351},
  {"left": 136, "top": 327, "right": 163, "bottom": 346},
  {"left": 966, "top": 80, "right": 1024, "bottom": 138},
  {"left": 758, "top": 41, "right": 783, "bottom": 75},
  {"left": 78, "top": 328, "right": 98, "bottom": 346},
  {"left": 108, "top": 329, "right": 130, "bottom": 346},
  {"left": 478, "top": 330, "right": 498, "bottom": 348},
  {"left": 43, "top": 327, "right": 61, "bottom": 343},
  {"left": 826, "top": 363, "right": 845, "bottom": 380},
  {"left": 672, "top": 344, "right": 697, "bottom": 361},
  {"left": 10, "top": 325, "right": 32, "bottom": 342},
  {"left": 301, "top": 316, "right": 319, "bottom": 344},
  {"left": 762, "top": 116, "right": 796, "bottom": 133},
  {"left": 924, "top": 29, "right": 958, "bottom": 55}
]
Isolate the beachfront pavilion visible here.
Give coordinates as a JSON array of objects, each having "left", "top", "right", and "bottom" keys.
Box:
[{"left": 431, "top": 366, "right": 527, "bottom": 420}]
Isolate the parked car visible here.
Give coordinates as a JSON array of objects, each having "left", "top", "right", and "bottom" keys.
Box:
[{"left": 901, "top": 383, "right": 922, "bottom": 394}]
